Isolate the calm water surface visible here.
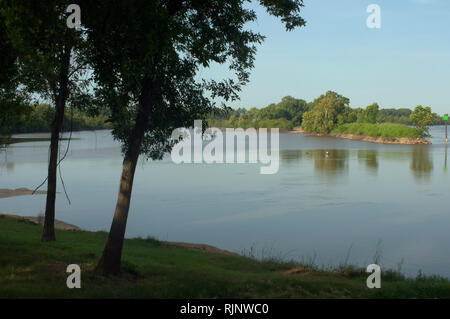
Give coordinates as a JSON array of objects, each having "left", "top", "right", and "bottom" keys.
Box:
[{"left": 1, "top": 126, "right": 449, "bottom": 277}]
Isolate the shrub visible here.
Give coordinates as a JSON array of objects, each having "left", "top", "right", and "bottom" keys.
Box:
[{"left": 332, "top": 123, "right": 424, "bottom": 139}]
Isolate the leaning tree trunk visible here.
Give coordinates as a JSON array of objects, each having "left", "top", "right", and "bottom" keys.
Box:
[
  {"left": 41, "top": 46, "right": 71, "bottom": 242},
  {"left": 95, "top": 79, "right": 153, "bottom": 275},
  {"left": 94, "top": 148, "right": 140, "bottom": 275}
]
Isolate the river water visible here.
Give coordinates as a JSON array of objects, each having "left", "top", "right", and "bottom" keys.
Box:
[{"left": 1, "top": 126, "right": 449, "bottom": 277}]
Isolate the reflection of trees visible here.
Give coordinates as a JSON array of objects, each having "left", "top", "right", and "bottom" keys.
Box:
[
  {"left": 358, "top": 150, "right": 378, "bottom": 173},
  {"left": 313, "top": 149, "right": 349, "bottom": 176},
  {"left": 280, "top": 150, "right": 302, "bottom": 165},
  {"left": 279, "top": 149, "right": 349, "bottom": 177},
  {"left": 0, "top": 147, "right": 13, "bottom": 173},
  {"left": 445, "top": 145, "right": 448, "bottom": 174},
  {"left": 410, "top": 147, "right": 433, "bottom": 180},
  {"left": 5, "top": 162, "right": 14, "bottom": 173}
]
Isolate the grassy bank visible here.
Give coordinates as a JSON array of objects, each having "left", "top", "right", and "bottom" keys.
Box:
[
  {"left": 1, "top": 215, "right": 449, "bottom": 298},
  {"left": 332, "top": 123, "right": 424, "bottom": 139}
]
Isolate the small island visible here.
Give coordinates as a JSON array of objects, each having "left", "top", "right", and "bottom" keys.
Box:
[
  {"left": 209, "top": 91, "right": 442, "bottom": 145},
  {"left": 289, "top": 125, "right": 431, "bottom": 145}
]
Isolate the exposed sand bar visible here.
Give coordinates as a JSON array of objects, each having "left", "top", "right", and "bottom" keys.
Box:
[
  {"left": 285, "top": 127, "right": 305, "bottom": 134},
  {"left": 0, "top": 188, "right": 47, "bottom": 199}
]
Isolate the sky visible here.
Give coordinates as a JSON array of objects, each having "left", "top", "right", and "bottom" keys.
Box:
[{"left": 203, "top": 0, "right": 450, "bottom": 114}]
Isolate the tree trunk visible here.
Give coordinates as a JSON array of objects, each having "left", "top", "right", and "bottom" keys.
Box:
[
  {"left": 41, "top": 96, "right": 66, "bottom": 242},
  {"left": 96, "top": 79, "right": 154, "bottom": 275},
  {"left": 41, "top": 45, "right": 71, "bottom": 242},
  {"left": 94, "top": 150, "right": 140, "bottom": 275}
]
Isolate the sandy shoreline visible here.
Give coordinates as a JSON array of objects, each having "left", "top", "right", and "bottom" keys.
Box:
[
  {"left": 0, "top": 136, "right": 77, "bottom": 145},
  {"left": 0, "top": 188, "right": 47, "bottom": 199},
  {"left": 0, "top": 213, "right": 80, "bottom": 231},
  {"left": 286, "top": 127, "right": 431, "bottom": 145},
  {"left": 285, "top": 127, "right": 306, "bottom": 134}
]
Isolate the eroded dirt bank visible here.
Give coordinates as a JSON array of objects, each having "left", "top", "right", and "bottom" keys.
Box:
[{"left": 287, "top": 128, "right": 431, "bottom": 145}]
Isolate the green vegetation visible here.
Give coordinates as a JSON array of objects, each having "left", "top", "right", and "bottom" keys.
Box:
[
  {"left": 377, "top": 108, "right": 415, "bottom": 125},
  {"left": 332, "top": 123, "right": 424, "bottom": 139},
  {"left": 410, "top": 105, "right": 434, "bottom": 136},
  {"left": 4, "top": 104, "right": 111, "bottom": 134},
  {"left": 303, "top": 94, "right": 436, "bottom": 138},
  {"left": 364, "top": 103, "right": 379, "bottom": 124},
  {"left": 208, "top": 96, "right": 311, "bottom": 131},
  {"left": 210, "top": 91, "right": 444, "bottom": 139},
  {"left": 1, "top": 215, "right": 449, "bottom": 298},
  {"left": 302, "top": 91, "right": 352, "bottom": 133},
  {"left": 0, "top": 103, "right": 30, "bottom": 136},
  {"left": 0, "top": 12, "right": 29, "bottom": 136}
]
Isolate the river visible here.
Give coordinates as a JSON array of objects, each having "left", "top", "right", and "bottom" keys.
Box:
[{"left": 1, "top": 126, "right": 449, "bottom": 277}]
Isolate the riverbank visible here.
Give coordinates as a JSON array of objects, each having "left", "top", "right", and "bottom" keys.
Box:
[
  {"left": 0, "top": 136, "right": 78, "bottom": 145},
  {"left": 1, "top": 214, "right": 449, "bottom": 298},
  {"left": 306, "top": 132, "right": 430, "bottom": 145},
  {"left": 0, "top": 213, "right": 238, "bottom": 256},
  {"left": 287, "top": 127, "right": 431, "bottom": 145},
  {"left": 2, "top": 128, "right": 430, "bottom": 145}
]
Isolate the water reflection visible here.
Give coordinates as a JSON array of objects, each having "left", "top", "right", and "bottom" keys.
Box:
[
  {"left": 280, "top": 147, "right": 436, "bottom": 181},
  {"left": 410, "top": 147, "right": 433, "bottom": 181},
  {"left": 444, "top": 145, "right": 448, "bottom": 174},
  {"left": 312, "top": 150, "right": 349, "bottom": 177},
  {"left": 280, "top": 149, "right": 350, "bottom": 179},
  {"left": 358, "top": 150, "right": 378, "bottom": 173},
  {"left": 0, "top": 149, "right": 12, "bottom": 174},
  {"left": 280, "top": 150, "right": 302, "bottom": 165}
]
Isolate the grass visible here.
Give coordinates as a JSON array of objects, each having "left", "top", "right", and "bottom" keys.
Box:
[
  {"left": 332, "top": 123, "right": 424, "bottom": 139},
  {"left": 0, "top": 215, "right": 449, "bottom": 298}
]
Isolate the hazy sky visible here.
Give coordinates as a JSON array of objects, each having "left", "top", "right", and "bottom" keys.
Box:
[{"left": 204, "top": 0, "right": 450, "bottom": 114}]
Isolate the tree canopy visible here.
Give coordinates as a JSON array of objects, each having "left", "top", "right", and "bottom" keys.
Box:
[
  {"left": 0, "top": 10, "right": 29, "bottom": 136},
  {"left": 364, "top": 103, "right": 379, "bottom": 124},
  {"left": 302, "top": 91, "right": 350, "bottom": 133},
  {"left": 209, "top": 95, "right": 309, "bottom": 130},
  {"left": 410, "top": 105, "right": 434, "bottom": 136}
]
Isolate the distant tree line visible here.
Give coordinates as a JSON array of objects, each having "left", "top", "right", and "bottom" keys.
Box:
[
  {"left": 208, "top": 96, "right": 313, "bottom": 131},
  {"left": 3, "top": 104, "right": 111, "bottom": 135},
  {"left": 378, "top": 108, "right": 443, "bottom": 125}
]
